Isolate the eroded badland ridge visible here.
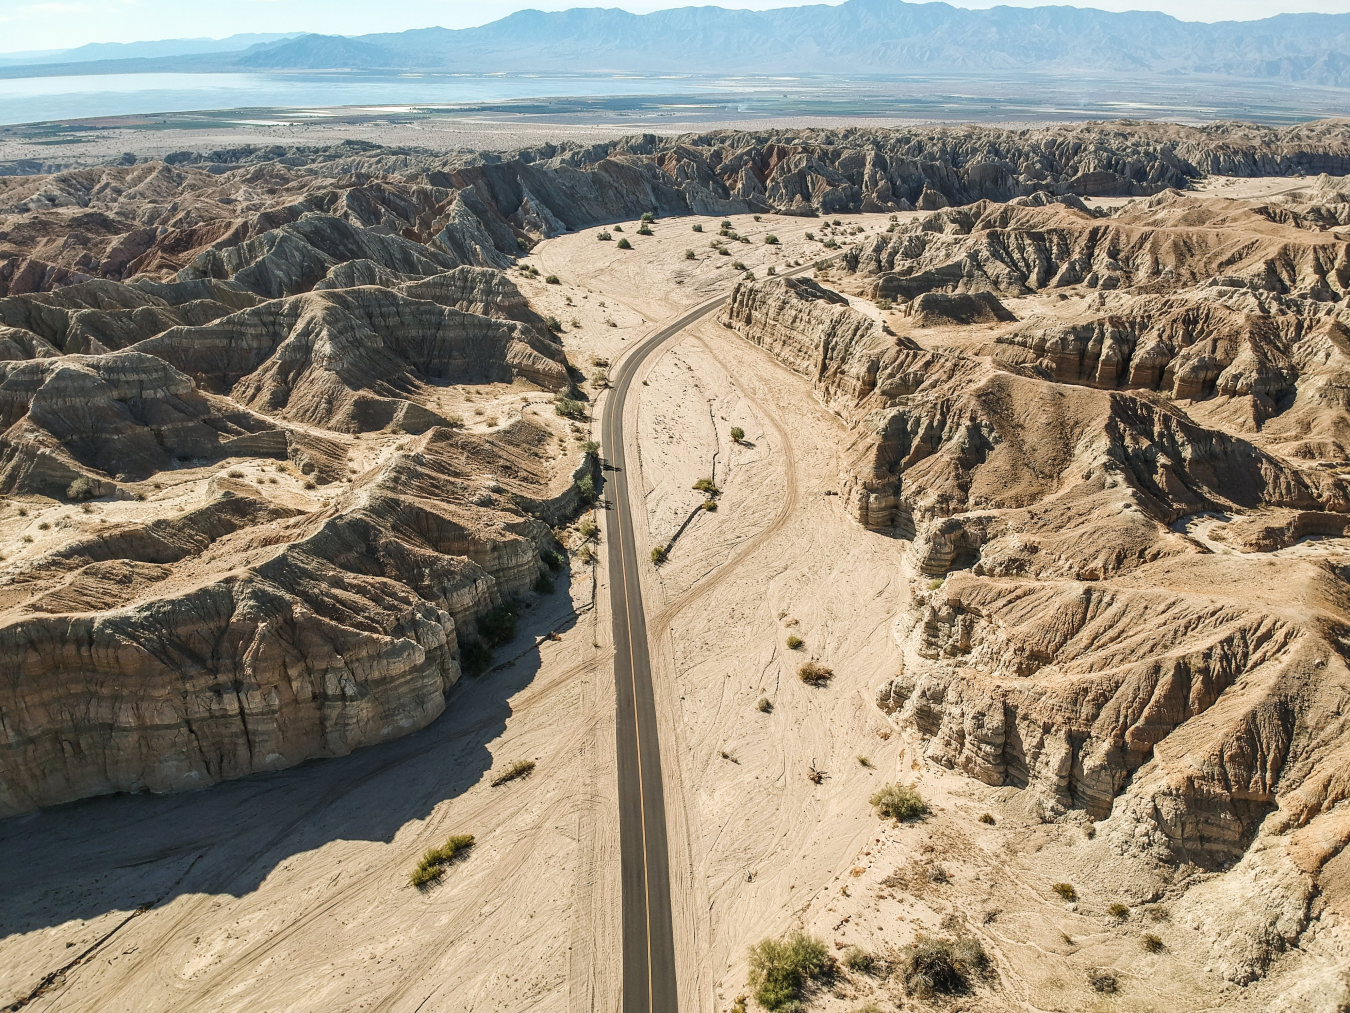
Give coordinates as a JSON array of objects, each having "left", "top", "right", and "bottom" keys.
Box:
[{"left": 1, "top": 121, "right": 1349, "bottom": 1011}]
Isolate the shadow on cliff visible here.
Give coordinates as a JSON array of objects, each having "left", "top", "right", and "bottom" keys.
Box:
[{"left": 0, "top": 586, "right": 586, "bottom": 941}]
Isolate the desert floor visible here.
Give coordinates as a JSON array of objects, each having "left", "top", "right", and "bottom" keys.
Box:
[{"left": 2, "top": 196, "right": 1340, "bottom": 1013}]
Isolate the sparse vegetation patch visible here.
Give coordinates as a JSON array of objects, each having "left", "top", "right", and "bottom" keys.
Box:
[
  {"left": 747, "top": 932, "right": 831, "bottom": 1011},
  {"left": 870, "top": 783, "right": 927, "bottom": 820},
  {"left": 490, "top": 759, "right": 536, "bottom": 786},
  {"left": 409, "top": 833, "right": 474, "bottom": 887},
  {"left": 899, "top": 933, "right": 988, "bottom": 998}
]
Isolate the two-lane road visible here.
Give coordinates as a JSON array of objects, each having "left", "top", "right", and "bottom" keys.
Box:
[
  {"left": 601, "top": 293, "right": 730, "bottom": 1013},
  {"left": 601, "top": 266, "right": 812, "bottom": 1012}
]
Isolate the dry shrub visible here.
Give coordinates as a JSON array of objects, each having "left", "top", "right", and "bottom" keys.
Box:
[
  {"left": 798, "top": 662, "right": 833, "bottom": 686},
  {"left": 900, "top": 933, "right": 988, "bottom": 998},
  {"left": 490, "top": 760, "right": 536, "bottom": 786}
]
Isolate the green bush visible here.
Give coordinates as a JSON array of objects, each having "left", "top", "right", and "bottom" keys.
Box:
[
  {"left": 541, "top": 549, "right": 565, "bottom": 571},
  {"left": 702, "top": 499, "right": 718, "bottom": 511},
  {"left": 66, "top": 476, "right": 99, "bottom": 502},
  {"left": 747, "top": 932, "right": 831, "bottom": 1011},
  {"left": 598, "top": 230, "right": 612, "bottom": 241},
  {"left": 545, "top": 315, "right": 563, "bottom": 333},
  {"left": 575, "top": 474, "right": 595, "bottom": 502},
  {"left": 490, "top": 759, "right": 536, "bottom": 786},
  {"left": 613, "top": 224, "right": 624, "bottom": 232},
  {"left": 617, "top": 237, "right": 632, "bottom": 249},
  {"left": 637, "top": 225, "right": 653, "bottom": 236},
  {"left": 545, "top": 274, "right": 561, "bottom": 284},
  {"left": 798, "top": 661, "right": 833, "bottom": 686},
  {"left": 731, "top": 260, "right": 746, "bottom": 270},
  {"left": 980, "top": 813, "right": 996, "bottom": 825},
  {"left": 805, "top": 231, "right": 815, "bottom": 240},
  {"left": 685, "top": 249, "right": 696, "bottom": 259},
  {"left": 582, "top": 440, "right": 600, "bottom": 458},
  {"left": 641, "top": 211, "right": 656, "bottom": 222},
  {"left": 692, "top": 477, "right": 720, "bottom": 494},
  {"left": 1142, "top": 933, "right": 1164, "bottom": 953},
  {"left": 651, "top": 546, "right": 668, "bottom": 564},
  {"left": 478, "top": 602, "right": 519, "bottom": 647},
  {"left": 409, "top": 834, "right": 474, "bottom": 887},
  {"left": 1108, "top": 902, "right": 1129, "bottom": 918},
  {"left": 870, "top": 783, "right": 927, "bottom": 820},
  {"left": 692, "top": 223, "right": 703, "bottom": 232},
  {"left": 722, "top": 219, "right": 732, "bottom": 228},
  {"left": 786, "top": 635, "right": 804, "bottom": 650},
  {"left": 554, "top": 396, "right": 586, "bottom": 420},
  {"left": 900, "top": 934, "right": 987, "bottom": 998},
  {"left": 730, "top": 426, "right": 745, "bottom": 441},
  {"left": 764, "top": 234, "right": 779, "bottom": 244},
  {"left": 578, "top": 520, "right": 598, "bottom": 541},
  {"left": 718, "top": 247, "right": 730, "bottom": 256},
  {"left": 757, "top": 697, "right": 773, "bottom": 713}
]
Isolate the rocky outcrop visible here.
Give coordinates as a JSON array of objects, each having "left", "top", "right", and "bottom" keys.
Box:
[{"left": 134, "top": 286, "right": 569, "bottom": 432}]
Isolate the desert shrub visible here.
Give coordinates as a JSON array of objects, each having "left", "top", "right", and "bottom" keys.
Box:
[
  {"left": 692, "top": 477, "right": 720, "bottom": 494},
  {"left": 757, "top": 697, "right": 773, "bottom": 713},
  {"left": 702, "top": 499, "right": 717, "bottom": 511},
  {"left": 786, "top": 635, "right": 804, "bottom": 649},
  {"left": 743, "top": 271, "right": 755, "bottom": 280},
  {"left": 1108, "top": 902, "right": 1130, "bottom": 919},
  {"left": 554, "top": 396, "right": 586, "bottom": 420},
  {"left": 617, "top": 237, "right": 632, "bottom": 249},
  {"left": 765, "top": 234, "right": 779, "bottom": 244},
  {"left": 900, "top": 933, "right": 987, "bottom": 998},
  {"left": 797, "top": 661, "right": 833, "bottom": 686},
  {"left": 637, "top": 225, "right": 653, "bottom": 236},
  {"left": 491, "top": 759, "right": 536, "bottom": 786},
  {"left": 1087, "top": 967, "right": 1118, "bottom": 993},
  {"left": 685, "top": 249, "right": 696, "bottom": 259},
  {"left": 980, "top": 813, "right": 996, "bottom": 825},
  {"left": 227, "top": 469, "right": 244, "bottom": 478},
  {"left": 578, "top": 519, "right": 598, "bottom": 541},
  {"left": 409, "top": 834, "right": 474, "bottom": 887},
  {"left": 21, "top": 535, "right": 32, "bottom": 543},
  {"left": 747, "top": 932, "right": 830, "bottom": 1011},
  {"left": 545, "top": 315, "right": 563, "bottom": 333},
  {"left": 590, "top": 368, "right": 608, "bottom": 387},
  {"left": 805, "top": 231, "right": 815, "bottom": 240},
  {"left": 692, "top": 223, "right": 703, "bottom": 232},
  {"left": 66, "top": 476, "right": 99, "bottom": 502},
  {"left": 582, "top": 440, "right": 600, "bottom": 458},
  {"left": 37, "top": 522, "right": 50, "bottom": 531},
  {"left": 842, "top": 946, "right": 876, "bottom": 974},
  {"left": 718, "top": 247, "right": 730, "bottom": 256},
  {"left": 575, "top": 474, "right": 595, "bottom": 503},
  {"left": 651, "top": 546, "right": 668, "bottom": 564},
  {"left": 730, "top": 426, "right": 745, "bottom": 441},
  {"left": 876, "top": 297, "right": 893, "bottom": 310},
  {"left": 303, "top": 479, "right": 317, "bottom": 490},
  {"left": 641, "top": 211, "right": 655, "bottom": 222},
  {"left": 754, "top": 214, "right": 763, "bottom": 221},
  {"left": 767, "top": 265, "right": 776, "bottom": 275},
  {"left": 478, "top": 602, "right": 519, "bottom": 646},
  {"left": 1141, "top": 933, "right": 1164, "bottom": 953},
  {"left": 598, "top": 230, "right": 612, "bottom": 241},
  {"left": 1051, "top": 883, "right": 1077, "bottom": 902},
  {"left": 831, "top": 219, "right": 841, "bottom": 226},
  {"left": 545, "top": 274, "right": 560, "bottom": 284},
  {"left": 739, "top": 235, "right": 750, "bottom": 244},
  {"left": 731, "top": 260, "right": 746, "bottom": 270},
  {"left": 871, "top": 783, "right": 927, "bottom": 820},
  {"left": 823, "top": 238, "right": 840, "bottom": 249},
  {"left": 541, "top": 548, "right": 566, "bottom": 571},
  {"left": 15, "top": 507, "right": 26, "bottom": 517},
  {"left": 721, "top": 219, "right": 732, "bottom": 228}
]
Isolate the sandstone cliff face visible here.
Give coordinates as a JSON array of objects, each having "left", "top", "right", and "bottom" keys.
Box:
[
  {"left": 0, "top": 154, "right": 588, "bottom": 816},
  {"left": 723, "top": 192, "right": 1350, "bottom": 981}
]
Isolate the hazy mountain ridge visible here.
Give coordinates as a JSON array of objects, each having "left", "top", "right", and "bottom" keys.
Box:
[{"left": 226, "top": 0, "right": 1350, "bottom": 86}]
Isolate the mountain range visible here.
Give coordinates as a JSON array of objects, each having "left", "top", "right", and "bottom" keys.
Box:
[{"left": 5, "top": 1, "right": 1350, "bottom": 87}]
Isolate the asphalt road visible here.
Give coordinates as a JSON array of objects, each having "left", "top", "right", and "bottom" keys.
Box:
[
  {"left": 601, "top": 267, "right": 813, "bottom": 1012},
  {"left": 601, "top": 292, "right": 730, "bottom": 1013}
]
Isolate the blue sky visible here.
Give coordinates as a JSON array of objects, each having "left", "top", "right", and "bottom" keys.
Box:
[{"left": 2, "top": 0, "right": 1344, "bottom": 54}]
